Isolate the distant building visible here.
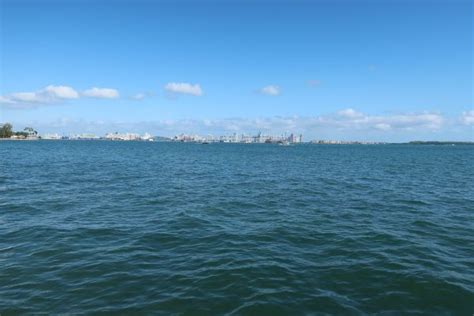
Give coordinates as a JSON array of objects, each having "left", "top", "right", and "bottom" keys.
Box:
[
  {"left": 42, "top": 133, "right": 61, "bottom": 140},
  {"left": 141, "top": 133, "right": 154, "bottom": 141},
  {"left": 173, "top": 134, "right": 204, "bottom": 142},
  {"left": 171, "top": 132, "right": 304, "bottom": 144},
  {"left": 105, "top": 132, "right": 142, "bottom": 141},
  {"left": 24, "top": 127, "right": 39, "bottom": 140},
  {"left": 70, "top": 134, "right": 100, "bottom": 140}
]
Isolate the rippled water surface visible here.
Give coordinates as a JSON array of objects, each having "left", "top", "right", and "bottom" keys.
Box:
[{"left": 1, "top": 141, "right": 473, "bottom": 315}]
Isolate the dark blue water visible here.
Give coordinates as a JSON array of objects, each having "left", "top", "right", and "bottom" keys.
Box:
[{"left": 1, "top": 141, "right": 473, "bottom": 315}]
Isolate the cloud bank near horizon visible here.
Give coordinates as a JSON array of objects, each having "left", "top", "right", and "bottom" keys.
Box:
[
  {"left": 461, "top": 110, "right": 474, "bottom": 125},
  {"left": 8, "top": 108, "right": 473, "bottom": 141},
  {"left": 1, "top": 85, "right": 471, "bottom": 141}
]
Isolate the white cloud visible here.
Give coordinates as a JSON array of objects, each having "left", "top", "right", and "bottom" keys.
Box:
[
  {"left": 82, "top": 87, "right": 119, "bottom": 99},
  {"left": 260, "top": 85, "right": 280, "bottom": 96},
  {"left": 0, "top": 85, "right": 121, "bottom": 108},
  {"left": 44, "top": 85, "right": 79, "bottom": 99},
  {"left": 0, "top": 85, "right": 79, "bottom": 107},
  {"left": 461, "top": 110, "right": 474, "bottom": 125},
  {"left": 164, "top": 82, "right": 203, "bottom": 96}
]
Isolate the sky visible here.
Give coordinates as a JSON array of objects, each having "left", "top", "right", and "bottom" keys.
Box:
[{"left": 0, "top": 0, "right": 472, "bottom": 141}]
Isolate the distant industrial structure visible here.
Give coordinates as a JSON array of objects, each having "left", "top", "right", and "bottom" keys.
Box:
[
  {"left": 1, "top": 123, "right": 391, "bottom": 145},
  {"left": 172, "top": 132, "right": 303, "bottom": 144}
]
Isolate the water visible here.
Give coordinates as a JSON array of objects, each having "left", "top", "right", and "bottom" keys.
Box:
[{"left": 1, "top": 141, "right": 473, "bottom": 315}]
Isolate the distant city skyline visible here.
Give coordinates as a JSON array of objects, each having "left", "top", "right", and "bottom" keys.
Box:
[{"left": 0, "top": 0, "right": 472, "bottom": 142}]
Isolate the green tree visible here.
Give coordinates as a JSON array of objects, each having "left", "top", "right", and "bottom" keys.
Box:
[
  {"left": 14, "top": 131, "right": 28, "bottom": 138},
  {"left": 0, "top": 123, "right": 13, "bottom": 138},
  {"left": 24, "top": 127, "right": 38, "bottom": 136}
]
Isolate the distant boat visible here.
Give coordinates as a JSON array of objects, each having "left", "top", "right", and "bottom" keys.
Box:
[
  {"left": 202, "top": 141, "right": 209, "bottom": 145},
  {"left": 279, "top": 140, "right": 291, "bottom": 146}
]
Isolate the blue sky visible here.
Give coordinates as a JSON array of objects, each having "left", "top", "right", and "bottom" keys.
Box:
[{"left": 0, "top": 0, "right": 472, "bottom": 141}]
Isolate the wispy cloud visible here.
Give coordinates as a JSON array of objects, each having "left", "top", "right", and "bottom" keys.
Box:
[
  {"left": 259, "top": 85, "right": 280, "bottom": 96},
  {"left": 337, "top": 108, "right": 365, "bottom": 119},
  {"left": 82, "top": 87, "right": 119, "bottom": 99},
  {"left": 327, "top": 108, "right": 444, "bottom": 131},
  {"left": 460, "top": 110, "right": 474, "bottom": 125},
  {"left": 131, "top": 93, "right": 146, "bottom": 100},
  {"left": 307, "top": 80, "right": 321, "bottom": 87},
  {"left": 129, "top": 92, "right": 154, "bottom": 101},
  {"left": 0, "top": 96, "right": 16, "bottom": 105},
  {"left": 164, "top": 82, "right": 203, "bottom": 96},
  {"left": 368, "top": 64, "right": 377, "bottom": 71}
]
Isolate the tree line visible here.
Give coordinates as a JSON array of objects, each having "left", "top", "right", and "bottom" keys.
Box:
[{"left": 0, "top": 123, "right": 38, "bottom": 138}]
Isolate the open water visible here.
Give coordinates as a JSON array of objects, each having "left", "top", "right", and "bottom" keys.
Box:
[{"left": 0, "top": 141, "right": 473, "bottom": 315}]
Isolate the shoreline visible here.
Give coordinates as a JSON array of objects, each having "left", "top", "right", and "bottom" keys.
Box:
[{"left": 1, "top": 138, "right": 473, "bottom": 145}]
